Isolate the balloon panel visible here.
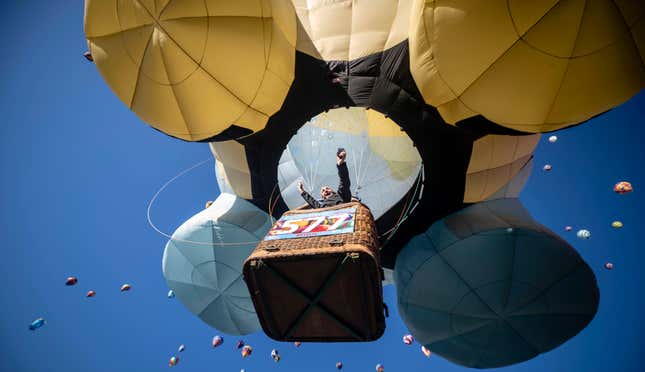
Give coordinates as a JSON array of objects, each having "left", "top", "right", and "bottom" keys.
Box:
[{"left": 277, "top": 107, "right": 422, "bottom": 219}]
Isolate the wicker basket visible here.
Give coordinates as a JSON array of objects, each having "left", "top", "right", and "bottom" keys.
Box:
[{"left": 243, "top": 202, "right": 385, "bottom": 342}]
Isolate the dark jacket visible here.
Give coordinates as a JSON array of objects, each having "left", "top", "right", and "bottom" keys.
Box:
[{"left": 300, "top": 162, "right": 352, "bottom": 209}]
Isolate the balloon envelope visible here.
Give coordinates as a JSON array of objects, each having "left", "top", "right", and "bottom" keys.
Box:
[
  {"left": 163, "top": 193, "right": 272, "bottom": 335},
  {"left": 395, "top": 199, "right": 599, "bottom": 368}
]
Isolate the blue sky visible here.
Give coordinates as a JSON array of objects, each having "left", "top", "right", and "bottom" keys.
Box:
[{"left": 1, "top": 2, "right": 644, "bottom": 372}]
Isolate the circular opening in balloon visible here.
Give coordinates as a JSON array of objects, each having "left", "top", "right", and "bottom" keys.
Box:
[{"left": 277, "top": 107, "right": 423, "bottom": 219}]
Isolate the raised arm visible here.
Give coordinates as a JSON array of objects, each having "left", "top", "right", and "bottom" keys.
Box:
[
  {"left": 336, "top": 151, "right": 351, "bottom": 202},
  {"left": 298, "top": 180, "right": 321, "bottom": 209}
]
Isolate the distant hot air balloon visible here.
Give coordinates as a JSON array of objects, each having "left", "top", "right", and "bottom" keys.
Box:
[
  {"left": 271, "top": 349, "right": 281, "bottom": 362},
  {"left": 548, "top": 136, "right": 558, "bottom": 143},
  {"left": 336, "top": 362, "right": 343, "bottom": 370},
  {"left": 212, "top": 336, "right": 223, "bottom": 348},
  {"left": 421, "top": 346, "right": 432, "bottom": 358},
  {"left": 167, "top": 290, "right": 175, "bottom": 299},
  {"left": 86, "top": 290, "right": 96, "bottom": 298},
  {"left": 236, "top": 340, "right": 245, "bottom": 349},
  {"left": 543, "top": 164, "right": 552, "bottom": 171},
  {"left": 178, "top": 345, "right": 185, "bottom": 353},
  {"left": 82, "top": 51, "right": 93, "bottom": 62},
  {"left": 28, "top": 318, "right": 45, "bottom": 331},
  {"left": 403, "top": 334, "right": 414, "bottom": 345},
  {"left": 294, "top": 342, "right": 301, "bottom": 348},
  {"left": 605, "top": 263, "right": 614, "bottom": 270},
  {"left": 375, "top": 363, "right": 384, "bottom": 372},
  {"left": 611, "top": 221, "right": 623, "bottom": 229},
  {"left": 65, "top": 277, "right": 78, "bottom": 286},
  {"left": 241, "top": 345, "right": 253, "bottom": 358},
  {"left": 614, "top": 181, "right": 633, "bottom": 194},
  {"left": 577, "top": 229, "right": 591, "bottom": 239},
  {"left": 565, "top": 226, "right": 573, "bottom": 232},
  {"left": 120, "top": 284, "right": 131, "bottom": 292},
  {"left": 169, "top": 356, "right": 179, "bottom": 367}
]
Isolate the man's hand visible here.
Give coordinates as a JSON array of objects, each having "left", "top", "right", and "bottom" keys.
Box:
[
  {"left": 337, "top": 149, "right": 347, "bottom": 165},
  {"left": 298, "top": 180, "right": 305, "bottom": 194}
]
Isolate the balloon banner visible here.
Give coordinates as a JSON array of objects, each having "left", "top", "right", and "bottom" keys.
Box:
[{"left": 265, "top": 207, "right": 356, "bottom": 240}]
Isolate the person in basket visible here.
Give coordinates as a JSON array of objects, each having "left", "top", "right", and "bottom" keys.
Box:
[{"left": 298, "top": 149, "right": 351, "bottom": 208}]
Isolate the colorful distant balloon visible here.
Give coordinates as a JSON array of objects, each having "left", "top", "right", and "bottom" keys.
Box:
[
  {"left": 65, "top": 276, "right": 78, "bottom": 286},
  {"left": 86, "top": 290, "right": 96, "bottom": 298},
  {"left": 565, "top": 226, "right": 573, "bottom": 232},
  {"left": 169, "top": 356, "right": 179, "bottom": 367},
  {"left": 271, "top": 349, "right": 281, "bottom": 362},
  {"left": 421, "top": 346, "right": 432, "bottom": 358},
  {"left": 212, "top": 336, "right": 223, "bottom": 348},
  {"left": 403, "top": 334, "right": 414, "bottom": 345},
  {"left": 375, "top": 363, "right": 384, "bottom": 372},
  {"left": 29, "top": 317, "right": 45, "bottom": 331},
  {"left": 178, "top": 345, "right": 185, "bottom": 353},
  {"left": 167, "top": 290, "right": 175, "bottom": 299},
  {"left": 577, "top": 229, "right": 591, "bottom": 239},
  {"left": 605, "top": 262, "right": 614, "bottom": 270},
  {"left": 548, "top": 136, "right": 558, "bottom": 143},
  {"left": 614, "top": 181, "right": 633, "bottom": 194},
  {"left": 236, "top": 340, "right": 245, "bottom": 349},
  {"left": 611, "top": 221, "right": 623, "bottom": 229},
  {"left": 82, "top": 51, "right": 93, "bottom": 62},
  {"left": 120, "top": 284, "right": 131, "bottom": 292},
  {"left": 241, "top": 345, "right": 253, "bottom": 358},
  {"left": 336, "top": 362, "right": 343, "bottom": 370},
  {"left": 293, "top": 341, "right": 301, "bottom": 347},
  {"left": 543, "top": 164, "right": 552, "bottom": 171}
]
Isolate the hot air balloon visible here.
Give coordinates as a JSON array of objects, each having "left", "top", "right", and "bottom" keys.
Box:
[
  {"left": 212, "top": 336, "right": 223, "bottom": 348},
  {"left": 120, "top": 284, "right": 131, "bottom": 292},
  {"left": 543, "top": 164, "right": 552, "bottom": 171},
  {"left": 29, "top": 318, "right": 45, "bottom": 331},
  {"left": 169, "top": 356, "right": 179, "bottom": 367},
  {"left": 577, "top": 229, "right": 592, "bottom": 240},
  {"left": 271, "top": 349, "right": 281, "bottom": 362},
  {"left": 548, "top": 136, "right": 558, "bottom": 143},
  {"left": 395, "top": 199, "right": 599, "bottom": 368},
  {"left": 163, "top": 194, "right": 271, "bottom": 335},
  {"left": 403, "top": 334, "right": 414, "bottom": 345},
  {"left": 605, "top": 262, "right": 614, "bottom": 270},
  {"left": 421, "top": 346, "right": 431, "bottom": 358},
  {"left": 86, "top": 290, "right": 96, "bottom": 298},
  {"left": 293, "top": 341, "right": 301, "bottom": 348},
  {"left": 336, "top": 362, "right": 343, "bottom": 370},
  {"left": 611, "top": 221, "right": 623, "bottom": 229},
  {"left": 236, "top": 340, "right": 245, "bottom": 349},
  {"left": 178, "top": 345, "right": 185, "bottom": 353},
  {"left": 83, "top": 0, "right": 296, "bottom": 141},
  {"left": 375, "top": 363, "right": 384, "bottom": 372},
  {"left": 614, "top": 181, "right": 633, "bottom": 194},
  {"left": 84, "top": 0, "right": 643, "bottom": 368},
  {"left": 167, "top": 290, "right": 175, "bottom": 299},
  {"left": 409, "top": 0, "right": 645, "bottom": 132},
  {"left": 241, "top": 345, "right": 253, "bottom": 358},
  {"left": 65, "top": 277, "right": 78, "bottom": 286},
  {"left": 565, "top": 226, "right": 573, "bottom": 232}
]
